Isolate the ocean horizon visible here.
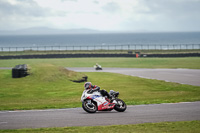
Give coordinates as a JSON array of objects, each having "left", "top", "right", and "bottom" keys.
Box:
[{"left": 0, "top": 32, "right": 200, "bottom": 51}]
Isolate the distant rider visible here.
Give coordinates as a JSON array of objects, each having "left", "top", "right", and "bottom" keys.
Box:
[
  {"left": 84, "top": 82, "right": 111, "bottom": 99},
  {"left": 95, "top": 63, "right": 99, "bottom": 68}
]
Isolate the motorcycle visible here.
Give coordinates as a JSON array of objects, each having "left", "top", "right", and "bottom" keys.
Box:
[
  {"left": 81, "top": 89, "right": 127, "bottom": 113},
  {"left": 94, "top": 65, "right": 102, "bottom": 70}
]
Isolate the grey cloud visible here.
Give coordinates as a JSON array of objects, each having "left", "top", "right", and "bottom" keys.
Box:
[
  {"left": 102, "top": 2, "right": 121, "bottom": 13},
  {"left": 60, "top": 0, "right": 78, "bottom": 2},
  {"left": 93, "top": 0, "right": 99, "bottom": 4},
  {"left": 140, "top": 0, "right": 200, "bottom": 18},
  {"left": 0, "top": 0, "right": 199, "bottom": 32},
  {"left": 0, "top": 0, "right": 50, "bottom": 17},
  {"left": 126, "top": 0, "right": 200, "bottom": 31},
  {"left": 0, "top": 0, "right": 53, "bottom": 30}
]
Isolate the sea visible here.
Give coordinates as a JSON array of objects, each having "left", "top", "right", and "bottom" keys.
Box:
[{"left": 0, "top": 32, "right": 200, "bottom": 51}]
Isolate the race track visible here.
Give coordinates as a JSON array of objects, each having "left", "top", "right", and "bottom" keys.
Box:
[
  {"left": 0, "top": 67, "right": 200, "bottom": 129},
  {"left": 1, "top": 102, "right": 200, "bottom": 129},
  {"left": 67, "top": 67, "right": 200, "bottom": 86}
]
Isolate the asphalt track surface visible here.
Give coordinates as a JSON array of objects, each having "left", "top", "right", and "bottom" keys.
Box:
[
  {"left": 67, "top": 67, "right": 200, "bottom": 86},
  {"left": 0, "top": 102, "right": 200, "bottom": 129}
]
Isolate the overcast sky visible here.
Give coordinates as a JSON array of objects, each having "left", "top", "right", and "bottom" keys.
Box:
[{"left": 0, "top": 0, "right": 200, "bottom": 32}]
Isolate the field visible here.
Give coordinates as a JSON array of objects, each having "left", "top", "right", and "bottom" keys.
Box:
[
  {"left": 0, "top": 57, "right": 200, "bottom": 110},
  {"left": 0, "top": 57, "right": 200, "bottom": 69},
  {"left": 0, "top": 57, "right": 200, "bottom": 132}
]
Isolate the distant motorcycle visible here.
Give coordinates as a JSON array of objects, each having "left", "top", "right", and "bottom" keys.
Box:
[
  {"left": 81, "top": 89, "right": 127, "bottom": 113},
  {"left": 94, "top": 64, "right": 102, "bottom": 70}
]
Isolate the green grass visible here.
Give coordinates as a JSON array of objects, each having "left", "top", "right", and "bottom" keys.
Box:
[
  {"left": 1, "top": 121, "right": 200, "bottom": 133},
  {"left": 0, "top": 63, "right": 200, "bottom": 110},
  {"left": 0, "top": 64, "right": 86, "bottom": 110},
  {"left": 87, "top": 72, "right": 200, "bottom": 105},
  {"left": 0, "top": 57, "right": 200, "bottom": 69}
]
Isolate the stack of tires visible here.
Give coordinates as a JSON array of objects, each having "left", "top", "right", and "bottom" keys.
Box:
[{"left": 12, "top": 64, "right": 29, "bottom": 78}]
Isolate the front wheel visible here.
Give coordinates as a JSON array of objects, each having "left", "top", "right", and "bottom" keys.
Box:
[
  {"left": 82, "top": 100, "right": 97, "bottom": 113},
  {"left": 114, "top": 99, "right": 127, "bottom": 112}
]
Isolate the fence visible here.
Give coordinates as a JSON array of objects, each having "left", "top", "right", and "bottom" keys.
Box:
[{"left": 0, "top": 44, "right": 200, "bottom": 53}]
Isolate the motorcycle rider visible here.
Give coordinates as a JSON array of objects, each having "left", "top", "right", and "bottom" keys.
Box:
[
  {"left": 95, "top": 63, "right": 100, "bottom": 68},
  {"left": 84, "top": 82, "right": 111, "bottom": 100}
]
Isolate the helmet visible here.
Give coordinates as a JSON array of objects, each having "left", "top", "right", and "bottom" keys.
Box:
[{"left": 84, "top": 82, "right": 92, "bottom": 90}]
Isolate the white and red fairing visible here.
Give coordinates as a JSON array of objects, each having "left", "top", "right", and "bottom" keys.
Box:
[{"left": 81, "top": 90, "right": 115, "bottom": 111}]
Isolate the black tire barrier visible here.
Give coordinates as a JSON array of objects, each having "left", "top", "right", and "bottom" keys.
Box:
[
  {"left": 0, "top": 53, "right": 200, "bottom": 59},
  {"left": 12, "top": 64, "right": 29, "bottom": 78},
  {"left": 141, "top": 53, "right": 200, "bottom": 57}
]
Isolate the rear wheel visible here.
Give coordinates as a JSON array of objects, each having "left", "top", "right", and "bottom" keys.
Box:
[
  {"left": 82, "top": 100, "right": 97, "bottom": 113},
  {"left": 114, "top": 99, "right": 127, "bottom": 112}
]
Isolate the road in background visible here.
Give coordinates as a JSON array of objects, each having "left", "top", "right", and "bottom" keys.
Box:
[{"left": 67, "top": 67, "right": 200, "bottom": 86}]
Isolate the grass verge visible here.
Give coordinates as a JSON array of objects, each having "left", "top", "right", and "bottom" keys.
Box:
[
  {"left": 1, "top": 121, "right": 200, "bottom": 133},
  {"left": 0, "top": 63, "right": 200, "bottom": 110},
  {"left": 0, "top": 57, "right": 200, "bottom": 69}
]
